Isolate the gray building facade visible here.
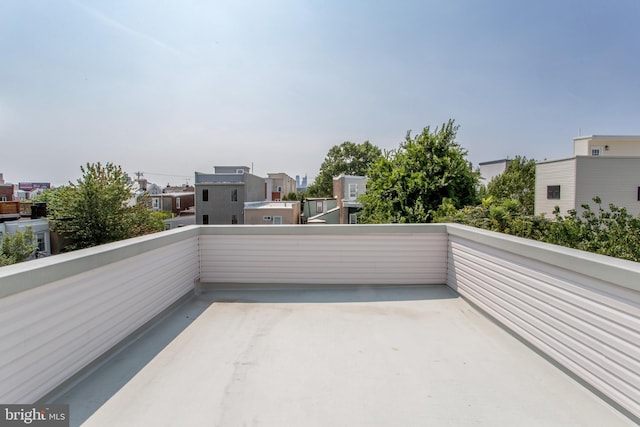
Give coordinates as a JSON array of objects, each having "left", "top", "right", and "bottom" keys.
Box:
[{"left": 195, "top": 166, "right": 265, "bottom": 224}]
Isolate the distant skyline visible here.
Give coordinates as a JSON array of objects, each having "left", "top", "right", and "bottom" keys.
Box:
[{"left": 2, "top": 0, "right": 640, "bottom": 186}]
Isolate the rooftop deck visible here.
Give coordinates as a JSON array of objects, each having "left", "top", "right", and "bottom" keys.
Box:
[
  {"left": 54, "top": 285, "right": 632, "bottom": 426},
  {"left": 1, "top": 224, "right": 639, "bottom": 426}
]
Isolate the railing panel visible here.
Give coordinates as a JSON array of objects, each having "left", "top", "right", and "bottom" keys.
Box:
[
  {"left": 0, "top": 229, "right": 199, "bottom": 403},
  {"left": 199, "top": 225, "right": 448, "bottom": 286},
  {"left": 446, "top": 224, "right": 640, "bottom": 421}
]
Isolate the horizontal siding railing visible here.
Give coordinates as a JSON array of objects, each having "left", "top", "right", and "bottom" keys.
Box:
[
  {"left": 446, "top": 224, "right": 640, "bottom": 422},
  {"left": 1, "top": 222, "right": 639, "bottom": 423},
  {"left": 198, "top": 224, "right": 448, "bottom": 286},
  {"left": 0, "top": 227, "right": 200, "bottom": 403}
]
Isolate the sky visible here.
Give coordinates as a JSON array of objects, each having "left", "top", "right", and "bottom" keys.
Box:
[{"left": 1, "top": 0, "right": 640, "bottom": 187}]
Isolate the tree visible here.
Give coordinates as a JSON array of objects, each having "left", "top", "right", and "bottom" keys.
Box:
[
  {"left": 46, "top": 162, "right": 165, "bottom": 251},
  {"left": 485, "top": 156, "right": 536, "bottom": 215},
  {"left": 359, "top": 120, "right": 478, "bottom": 223},
  {"left": 306, "top": 141, "right": 382, "bottom": 197},
  {"left": 0, "top": 227, "right": 37, "bottom": 266}
]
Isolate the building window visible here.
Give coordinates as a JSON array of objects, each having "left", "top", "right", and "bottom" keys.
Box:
[
  {"left": 36, "top": 232, "right": 45, "bottom": 252},
  {"left": 231, "top": 215, "right": 238, "bottom": 224},
  {"left": 231, "top": 189, "right": 238, "bottom": 202},
  {"left": 591, "top": 147, "right": 602, "bottom": 156},
  {"left": 202, "top": 214, "right": 209, "bottom": 224},
  {"left": 0, "top": 196, "right": 6, "bottom": 201},
  {"left": 176, "top": 197, "right": 181, "bottom": 210},
  {"left": 273, "top": 216, "right": 282, "bottom": 224},
  {"left": 316, "top": 201, "right": 323, "bottom": 213},
  {"left": 637, "top": 187, "right": 640, "bottom": 201},
  {"left": 202, "top": 189, "right": 208, "bottom": 202},
  {"left": 152, "top": 198, "right": 160, "bottom": 210},
  {"left": 349, "top": 213, "right": 358, "bottom": 224},
  {"left": 348, "top": 183, "right": 358, "bottom": 199},
  {"left": 547, "top": 185, "right": 561, "bottom": 200}
]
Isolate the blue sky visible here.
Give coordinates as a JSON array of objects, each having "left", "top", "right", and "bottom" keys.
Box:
[{"left": 2, "top": 0, "right": 639, "bottom": 186}]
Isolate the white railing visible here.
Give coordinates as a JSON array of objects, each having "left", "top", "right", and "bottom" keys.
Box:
[
  {"left": 446, "top": 224, "right": 640, "bottom": 421},
  {"left": 0, "top": 223, "right": 638, "bottom": 422},
  {"left": 0, "top": 226, "right": 200, "bottom": 403}
]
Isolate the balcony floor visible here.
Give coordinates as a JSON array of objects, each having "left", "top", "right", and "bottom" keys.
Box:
[{"left": 55, "top": 285, "right": 633, "bottom": 426}]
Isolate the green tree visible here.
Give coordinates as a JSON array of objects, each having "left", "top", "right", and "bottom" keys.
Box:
[
  {"left": 0, "top": 227, "right": 37, "bottom": 266},
  {"left": 485, "top": 156, "right": 536, "bottom": 215},
  {"left": 46, "top": 162, "right": 165, "bottom": 251},
  {"left": 360, "top": 120, "right": 478, "bottom": 223},
  {"left": 306, "top": 141, "right": 382, "bottom": 197}
]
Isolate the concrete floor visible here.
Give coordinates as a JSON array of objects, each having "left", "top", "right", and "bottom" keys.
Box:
[{"left": 55, "top": 286, "right": 634, "bottom": 426}]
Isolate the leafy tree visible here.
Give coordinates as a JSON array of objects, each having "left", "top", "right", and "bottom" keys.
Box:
[
  {"left": 485, "top": 156, "right": 536, "bottom": 215},
  {"left": 282, "top": 192, "right": 301, "bottom": 201},
  {"left": 306, "top": 141, "right": 382, "bottom": 197},
  {"left": 360, "top": 120, "right": 478, "bottom": 223},
  {"left": 0, "top": 227, "right": 37, "bottom": 266},
  {"left": 46, "top": 162, "right": 165, "bottom": 251}
]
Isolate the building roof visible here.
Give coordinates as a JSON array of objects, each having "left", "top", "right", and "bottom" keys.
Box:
[
  {"left": 574, "top": 135, "right": 640, "bottom": 141},
  {"left": 65, "top": 285, "right": 632, "bottom": 426},
  {"left": 244, "top": 201, "right": 300, "bottom": 210}
]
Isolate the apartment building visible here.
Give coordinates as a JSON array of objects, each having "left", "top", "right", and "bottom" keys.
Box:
[
  {"left": 195, "top": 166, "right": 265, "bottom": 224},
  {"left": 535, "top": 135, "right": 640, "bottom": 216}
]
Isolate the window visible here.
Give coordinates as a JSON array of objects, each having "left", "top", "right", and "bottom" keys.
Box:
[
  {"left": 152, "top": 198, "right": 160, "bottom": 210},
  {"left": 202, "top": 189, "right": 209, "bottom": 202},
  {"left": 316, "top": 201, "right": 323, "bottom": 213},
  {"left": 36, "top": 232, "right": 45, "bottom": 252},
  {"left": 235, "top": 169, "right": 245, "bottom": 174},
  {"left": 547, "top": 185, "right": 561, "bottom": 200},
  {"left": 348, "top": 183, "right": 358, "bottom": 199},
  {"left": 176, "top": 197, "right": 181, "bottom": 210},
  {"left": 349, "top": 213, "right": 358, "bottom": 224},
  {"left": 231, "top": 189, "right": 238, "bottom": 202},
  {"left": 231, "top": 215, "right": 238, "bottom": 224},
  {"left": 0, "top": 196, "right": 6, "bottom": 201},
  {"left": 637, "top": 187, "right": 640, "bottom": 201},
  {"left": 273, "top": 216, "right": 282, "bottom": 224},
  {"left": 591, "top": 147, "right": 602, "bottom": 156},
  {"left": 202, "top": 214, "right": 209, "bottom": 224}
]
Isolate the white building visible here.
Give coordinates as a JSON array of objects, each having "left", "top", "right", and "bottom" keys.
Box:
[
  {"left": 478, "top": 159, "right": 511, "bottom": 187},
  {"left": 535, "top": 135, "right": 640, "bottom": 216}
]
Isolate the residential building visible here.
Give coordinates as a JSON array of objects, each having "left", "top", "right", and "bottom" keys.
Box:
[
  {"left": 0, "top": 180, "right": 13, "bottom": 202},
  {"left": 0, "top": 217, "right": 51, "bottom": 256},
  {"left": 478, "top": 159, "right": 510, "bottom": 187},
  {"left": 151, "top": 192, "right": 195, "bottom": 216},
  {"left": 333, "top": 174, "right": 367, "bottom": 224},
  {"left": 573, "top": 135, "right": 640, "bottom": 157},
  {"left": 195, "top": 166, "right": 265, "bottom": 224},
  {"left": 244, "top": 201, "right": 301, "bottom": 224},
  {"left": 17, "top": 182, "right": 51, "bottom": 200},
  {"left": 301, "top": 197, "right": 339, "bottom": 224},
  {"left": 265, "top": 173, "right": 296, "bottom": 201},
  {"left": 535, "top": 135, "right": 640, "bottom": 217}
]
